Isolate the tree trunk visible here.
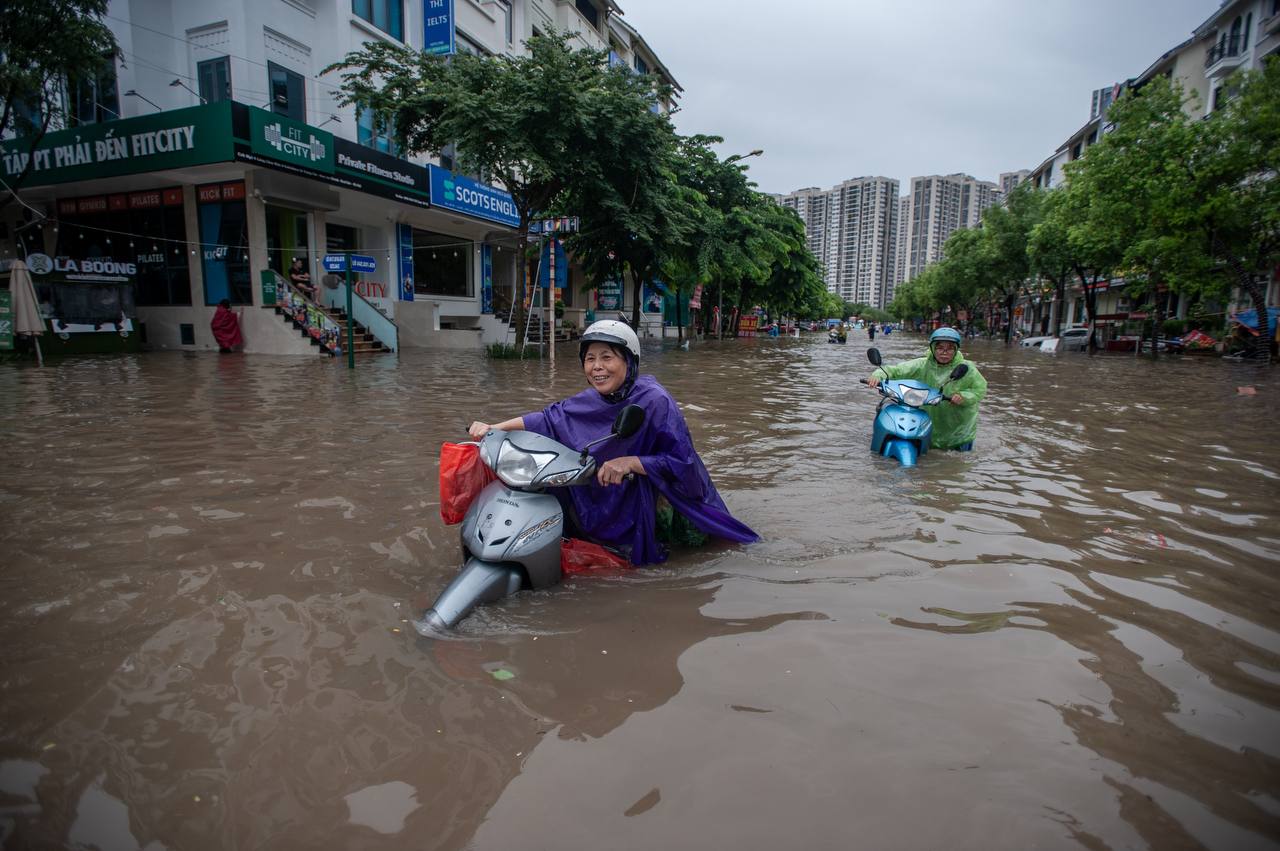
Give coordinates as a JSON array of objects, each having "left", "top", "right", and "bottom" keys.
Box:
[
  {"left": 1074, "top": 264, "right": 1102, "bottom": 353},
  {"left": 514, "top": 224, "right": 529, "bottom": 350},
  {"left": 1149, "top": 282, "right": 1164, "bottom": 361},
  {"left": 629, "top": 266, "right": 644, "bottom": 330},
  {"left": 1216, "top": 239, "right": 1272, "bottom": 361},
  {"left": 1004, "top": 293, "right": 1016, "bottom": 346}
]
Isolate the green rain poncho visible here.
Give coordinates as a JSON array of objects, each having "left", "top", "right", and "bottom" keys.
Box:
[{"left": 871, "top": 348, "right": 988, "bottom": 449}]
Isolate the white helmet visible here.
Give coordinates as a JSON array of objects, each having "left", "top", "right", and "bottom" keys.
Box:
[{"left": 579, "top": 319, "right": 641, "bottom": 365}]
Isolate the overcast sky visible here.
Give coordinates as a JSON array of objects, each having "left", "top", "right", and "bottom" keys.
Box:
[{"left": 620, "top": 0, "right": 1217, "bottom": 196}]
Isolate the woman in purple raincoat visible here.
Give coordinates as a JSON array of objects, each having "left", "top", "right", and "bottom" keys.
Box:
[{"left": 467, "top": 320, "right": 757, "bottom": 565}]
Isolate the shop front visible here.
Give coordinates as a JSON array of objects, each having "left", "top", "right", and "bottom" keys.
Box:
[{"left": 1, "top": 100, "right": 521, "bottom": 354}]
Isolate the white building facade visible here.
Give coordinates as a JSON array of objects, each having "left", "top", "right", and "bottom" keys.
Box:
[{"left": 0, "top": 0, "right": 679, "bottom": 355}]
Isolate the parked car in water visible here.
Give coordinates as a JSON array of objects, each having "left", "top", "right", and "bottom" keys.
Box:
[
  {"left": 1041, "top": 327, "right": 1092, "bottom": 352},
  {"left": 1018, "top": 335, "right": 1052, "bottom": 349}
]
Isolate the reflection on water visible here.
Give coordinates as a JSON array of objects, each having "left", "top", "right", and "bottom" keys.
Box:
[{"left": 1, "top": 337, "right": 1278, "bottom": 849}]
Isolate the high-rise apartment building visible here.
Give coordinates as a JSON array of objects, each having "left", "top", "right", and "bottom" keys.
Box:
[
  {"left": 780, "top": 177, "right": 899, "bottom": 307},
  {"left": 778, "top": 187, "right": 832, "bottom": 282},
  {"left": 895, "top": 173, "right": 1002, "bottom": 286},
  {"left": 827, "top": 177, "right": 899, "bottom": 306}
]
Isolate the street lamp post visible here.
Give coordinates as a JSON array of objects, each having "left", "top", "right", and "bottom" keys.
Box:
[{"left": 718, "top": 149, "right": 763, "bottom": 339}]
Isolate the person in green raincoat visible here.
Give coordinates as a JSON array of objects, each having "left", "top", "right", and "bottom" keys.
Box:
[{"left": 864, "top": 326, "right": 988, "bottom": 451}]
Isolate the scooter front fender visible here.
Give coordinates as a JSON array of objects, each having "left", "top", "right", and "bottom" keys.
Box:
[
  {"left": 883, "top": 438, "right": 919, "bottom": 467},
  {"left": 415, "top": 557, "right": 524, "bottom": 634}
]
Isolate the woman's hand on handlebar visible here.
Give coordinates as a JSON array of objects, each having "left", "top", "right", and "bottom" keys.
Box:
[
  {"left": 864, "top": 376, "right": 880, "bottom": 390},
  {"left": 468, "top": 416, "right": 525, "bottom": 440},
  {"left": 597, "top": 455, "right": 644, "bottom": 487},
  {"left": 949, "top": 393, "right": 964, "bottom": 406}
]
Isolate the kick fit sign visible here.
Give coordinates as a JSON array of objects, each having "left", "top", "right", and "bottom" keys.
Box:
[{"left": 0, "top": 102, "right": 235, "bottom": 187}]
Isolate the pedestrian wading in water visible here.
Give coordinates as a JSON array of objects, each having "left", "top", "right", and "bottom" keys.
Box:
[{"left": 864, "top": 326, "right": 988, "bottom": 451}]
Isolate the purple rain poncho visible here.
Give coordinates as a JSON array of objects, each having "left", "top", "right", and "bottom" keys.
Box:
[{"left": 521, "top": 374, "right": 758, "bottom": 565}]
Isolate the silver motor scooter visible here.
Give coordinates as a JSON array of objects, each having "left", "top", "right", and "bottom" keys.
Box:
[{"left": 414, "top": 404, "right": 645, "bottom": 634}]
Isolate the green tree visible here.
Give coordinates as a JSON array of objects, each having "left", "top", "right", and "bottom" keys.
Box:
[
  {"left": 1198, "top": 59, "right": 1280, "bottom": 357},
  {"left": 1027, "top": 188, "right": 1077, "bottom": 338},
  {"left": 0, "top": 0, "right": 117, "bottom": 208},
  {"left": 977, "top": 183, "right": 1044, "bottom": 344},
  {"left": 327, "top": 30, "right": 670, "bottom": 343}
]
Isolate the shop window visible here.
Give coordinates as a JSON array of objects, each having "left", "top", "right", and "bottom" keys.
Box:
[
  {"left": 357, "top": 105, "right": 399, "bottom": 155},
  {"left": 268, "top": 61, "right": 305, "bottom": 122},
  {"left": 352, "top": 0, "right": 403, "bottom": 40},
  {"left": 53, "top": 188, "right": 191, "bottom": 307},
  {"left": 197, "top": 183, "right": 252, "bottom": 305},
  {"left": 198, "top": 57, "right": 232, "bottom": 104},
  {"left": 412, "top": 228, "right": 472, "bottom": 298},
  {"left": 68, "top": 55, "right": 120, "bottom": 126},
  {"left": 180, "top": 323, "right": 195, "bottom": 345},
  {"left": 327, "top": 223, "right": 359, "bottom": 254}
]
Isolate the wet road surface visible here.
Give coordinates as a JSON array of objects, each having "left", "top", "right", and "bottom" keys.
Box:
[{"left": 1, "top": 334, "right": 1278, "bottom": 850}]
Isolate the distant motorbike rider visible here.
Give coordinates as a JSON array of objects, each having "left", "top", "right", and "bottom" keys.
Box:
[{"left": 863, "top": 327, "right": 988, "bottom": 451}]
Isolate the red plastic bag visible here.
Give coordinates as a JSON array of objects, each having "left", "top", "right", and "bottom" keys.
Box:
[
  {"left": 439, "top": 442, "right": 496, "bottom": 525},
  {"left": 561, "top": 538, "right": 632, "bottom": 576}
]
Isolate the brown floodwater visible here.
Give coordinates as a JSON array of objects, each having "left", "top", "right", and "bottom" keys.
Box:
[{"left": 1, "top": 334, "right": 1278, "bottom": 850}]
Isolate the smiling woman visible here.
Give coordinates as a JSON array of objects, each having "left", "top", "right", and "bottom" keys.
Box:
[{"left": 466, "top": 319, "right": 757, "bottom": 564}]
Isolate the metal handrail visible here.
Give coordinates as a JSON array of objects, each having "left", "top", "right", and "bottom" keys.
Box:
[
  {"left": 319, "top": 279, "right": 399, "bottom": 352},
  {"left": 272, "top": 271, "right": 345, "bottom": 355},
  {"left": 1205, "top": 34, "right": 1242, "bottom": 68}
]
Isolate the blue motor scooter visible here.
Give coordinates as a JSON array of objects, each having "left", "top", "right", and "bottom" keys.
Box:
[{"left": 860, "top": 348, "right": 968, "bottom": 467}]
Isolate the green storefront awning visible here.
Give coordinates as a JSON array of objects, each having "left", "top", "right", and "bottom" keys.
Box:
[
  {"left": 1, "top": 101, "right": 236, "bottom": 187},
  {"left": 1, "top": 102, "right": 434, "bottom": 209}
]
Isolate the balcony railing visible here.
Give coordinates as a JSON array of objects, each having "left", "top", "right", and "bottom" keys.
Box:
[{"left": 1205, "top": 34, "right": 1242, "bottom": 68}]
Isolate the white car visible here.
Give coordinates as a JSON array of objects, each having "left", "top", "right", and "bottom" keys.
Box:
[
  {"left": 1018, "top": 335, "right": 1052, "bottom": 348},
  {"left": 1041, "top": 327, "right": 1091, "bottom": 352}
]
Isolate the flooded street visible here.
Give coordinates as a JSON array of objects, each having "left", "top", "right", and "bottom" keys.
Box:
[{"left": 2, "top": 335, "right": 1278, "bottom": 850}]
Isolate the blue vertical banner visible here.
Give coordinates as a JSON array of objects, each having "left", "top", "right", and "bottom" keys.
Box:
[
  {"left": 397, "top": 223, "right": 415, "bottom": 302},
  {"left": 423, "top": 0, "right": 456, "bottom": 56},
  {"left": 537, "top": 239, "right": 568, "bottom": 291},
  {"left": 481, "top": 244, "right": 493, "bottom": 314}
]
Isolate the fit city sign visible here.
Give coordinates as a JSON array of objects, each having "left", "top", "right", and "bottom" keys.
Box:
[
  {"left": 428, "top": 165, "right": 518, "bottom": 228},
  {"left": 0, "top": 102, "right": 235, "bottom": 187},
  {"left": 248, "top": 108, "right": 334, "bottom": 173}
]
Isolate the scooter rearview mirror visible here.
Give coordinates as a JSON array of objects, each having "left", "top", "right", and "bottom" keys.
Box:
[
  {"left": 949, "top": 364, "right": 969, "bottom": 381},
  {"left": 613, "top": 404, "right": 645, "bottom": 439},
  {"left": 867, "top": 348, "right": 882, "bottom": 366}
]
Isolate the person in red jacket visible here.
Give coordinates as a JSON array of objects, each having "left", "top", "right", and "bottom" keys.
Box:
[{"left": 210, "top": 299, "right": 243, "bottom": 353}]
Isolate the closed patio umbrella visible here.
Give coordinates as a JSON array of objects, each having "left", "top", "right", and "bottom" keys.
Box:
[{"left": 10, "top": 260, "right": 45, "bottom": 366}]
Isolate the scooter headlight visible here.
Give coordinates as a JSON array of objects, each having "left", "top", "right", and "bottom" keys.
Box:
[
  {"left": 495, "top": 440, "right": 557, "bottom": 487},
  {"left": 900, "top": 387, "right": 929, "bottom": 407}
]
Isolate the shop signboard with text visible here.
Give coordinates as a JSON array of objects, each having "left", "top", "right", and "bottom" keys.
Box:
[
  {"left": 1, "top": 101, "right": 234, "bottom": 187},
  {"left": 428, "top": 165, "right": 519, "bottom": 228},
  {"left": 598, "top": 279, "right": 622, "bottom": 312},
  {"left": 423, "top": 0, "right": 456, "bottom": 55},
  {"left": 247, "top": 108, "right": 335, "bottom": 174},
  {"left": 233, "top": 105, "right": 431, "bottom": 208}
]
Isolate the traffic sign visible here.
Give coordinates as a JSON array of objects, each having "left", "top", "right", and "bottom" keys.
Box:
[
  {"left": 350, "top": 254, "right": 377, "bottom": 273},
  {"left": 323, "top": 254, "right": 347, "bottom": 272}
]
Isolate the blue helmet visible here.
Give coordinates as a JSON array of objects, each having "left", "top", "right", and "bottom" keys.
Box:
[{"left": 929, "top": 327, "right": 962, "bottom": 347}]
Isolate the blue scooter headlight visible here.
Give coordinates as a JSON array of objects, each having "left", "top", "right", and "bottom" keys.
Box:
[{"left": 900, "top": 386, "right": 929, "bottom": 407}]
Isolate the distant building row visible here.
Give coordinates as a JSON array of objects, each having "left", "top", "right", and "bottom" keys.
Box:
[{"left": 777, "top": 171, "right": 1022, "bottom": 309}]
